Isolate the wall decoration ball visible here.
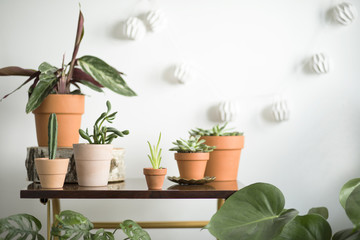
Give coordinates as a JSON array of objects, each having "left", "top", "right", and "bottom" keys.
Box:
[
  {"left": 311, "top": 53, "right": 330, "bottom": 74},
  {"left": 173, "top": 63, "right": 195, "bottom": 84},
  {"left": 333, "top": 2, "right": 357, "bottom": 25},
  {"left": 145, "top": 9, "right": 167, "bottom": 33},
  {"left": 272, "top": 97, "right": 289, "bottom": 122},
  {"left": 123, "top": 17, "right": 146, "bottom": 41},
  {"left": 218, "top": 101, "right": 239, "bottom": 122}
]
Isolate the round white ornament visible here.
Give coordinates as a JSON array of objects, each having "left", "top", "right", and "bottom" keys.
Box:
[
  {"left": 272, "top": 97, "right": 289, "bottom": 122},
  {"left": 123, "top": 17, "right": 146, "bottom": 41},
  {"left": 145, "top": 9, "right": 167, "bottom": 32},
  {"left": 173, "top": 63, "right": 195, "bottom": 84},
  {"left": 218, "top": 101, "right": 239, "bottom": 122},
  {"left": 334, "top": 2, "right": 357, "bottom": 25},
  {"left": 311, "top": 53, "right": 330, "bottom": 74}
]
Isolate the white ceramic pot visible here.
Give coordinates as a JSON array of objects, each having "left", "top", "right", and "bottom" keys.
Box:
[{"left": 73, "top": 144, "right": 113, "bottom": 187}]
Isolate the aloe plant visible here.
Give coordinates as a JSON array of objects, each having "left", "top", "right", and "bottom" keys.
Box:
[
  {"left": 79, "top": 101, "right": 129, "bottom": 144},
  {"left": 48, "top": 113, "right": 57, "bottom": 159},
  {"left": 147, "top": 133, "right": 163, "bottom": 169},
  {"left": 0, "top": 9, "right": 136, "bottom": 114},
  {"left": 189, "top": 122, "right": 243, "bottom": 136},
  {"left": 169, "top": 135, "right": 215, "bottom": 153}
]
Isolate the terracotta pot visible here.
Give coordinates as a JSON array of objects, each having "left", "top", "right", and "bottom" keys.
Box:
[
  {"left": 35, "top": 158, "right": 69, "bottom": 189},
  {"left": 73, "top": 144, "right": 113, "bottom": 187},
  {"left": 201, "top": 136, "right": 244, "bottom": 181},
  {"left": 33, "top": 94, "right": 85, "bottom": 147},
  {"left": 143, "top": 168, "right": 167, "bottom": 190},
  {"left": 174, "top": 152, "right": 209, "bottom": 180}
]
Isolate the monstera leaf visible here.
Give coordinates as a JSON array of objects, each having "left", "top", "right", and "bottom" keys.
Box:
[
  {"left": 120, "top": 220, "right": 151, "bottom": 240},
  {"left": 205, "top": 183, "right": 298, "bottom": 240}
]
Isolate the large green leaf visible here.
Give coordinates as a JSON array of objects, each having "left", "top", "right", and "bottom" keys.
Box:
[
  {"left": 77, "top": 55, "right": 137, "bottom": 96},
  {"left": 340, "top": 178, "right": 360, "bottom": 209},
  {"left": 274, "top": 214, "right": 332, "bottom": 240},
  {"left": 120, "top": 220, "right": 151, "bottom": 240},
  {"left": 345, "top": 185, "right": 360, "bottom": 229},
  {"left": 205, "top": 183, "right": 298, "bottom": 240},
  {"left": 333, "top": 229, "right": 360, "bottom": 240},
  {"left": 308, "top": 207, "right": 329, "bottom": 219},
  {"left": 0, "top": 213, "right": 45, "bottom": 240}
]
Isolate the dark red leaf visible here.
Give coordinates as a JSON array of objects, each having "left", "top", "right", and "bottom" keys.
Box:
[
  {"left": 0, "top": 66, "right": 37, "bottom": 76},
  {"left": 71, "top": 68, "right": 103, "bottom": 87},
  {"left": 1, "top": 71, "right": 40, "bottom": 101}
]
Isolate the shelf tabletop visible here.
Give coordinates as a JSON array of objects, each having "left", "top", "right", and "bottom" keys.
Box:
[{"left": 21, "top": 178, "right": 243, "bottom": 199}]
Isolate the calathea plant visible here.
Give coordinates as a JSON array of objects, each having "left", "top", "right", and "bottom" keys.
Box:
[
  {"left": 0, "top": 9, "right": 136, "bottom": 113},
  {"left": 189, "top": 122, "right": 243, "bottom": 136},
  {"left": 79, "top": 100, "right": 129, "bottom": 144},
  {"left": 169, "top": 135, "right": 215, "bottom": 153}
]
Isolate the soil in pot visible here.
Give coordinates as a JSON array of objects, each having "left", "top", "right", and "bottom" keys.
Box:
[
  {"left": 35, "top": 158, "right": 69, "bottom": 189},
  {"left": 174, "top": 152, "right": 209, "bottom": 180},
  {"left": 143, "top": 168, "right": 167, "bottom": 190}
]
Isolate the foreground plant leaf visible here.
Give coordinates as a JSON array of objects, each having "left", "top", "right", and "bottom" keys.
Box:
[
  {"left": 205, "top": 183, "right": 298, "bottom": 240},
  {"left": 333, "top": 228, "right": 360, "bottom": 240},
  {"left": 345, "top": 185, "right": 360, "bottom": 229},
  {"left": 0, "top": 213, "right": 45, "bottom": 240},
  {"left": 77, "top": 55, "right": 137, "bottom": 96},
  {"left": 308, "top": 207, "right": 329, "bottom": 219},
  {"left": 120, "top": 220, "right": 151, "bottom": 240},
  {"left": 340, "top": 178, "right": 360, "bottom": 209}
]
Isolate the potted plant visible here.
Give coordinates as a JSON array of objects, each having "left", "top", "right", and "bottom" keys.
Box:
[
  {"left": 169, "top": 135, "right": 215, "bottom": 180},
  {"left": 35, "top": 113, "right": 69, "bottom": 189},
  {"left": 143, "top": 132, "right": 167, "bottom": 190},
  {"left": 73, "top": 101, "right": 129, "bottom": 187},
  {"left": 0, "top": 9, "right": 136, "bottom": 147},
  {"left": 189, "top": 122, "right": 244, "bottom": 181}
]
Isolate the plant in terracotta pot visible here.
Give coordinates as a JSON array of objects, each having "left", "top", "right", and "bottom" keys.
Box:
[
  {"left": 189, "top": 122, "right": 244, "bottom": 181},
  {"left": 35, "top": 113, "right": 69, "bottom": 189},
  {"left": 0, "top": 9, "right": 136, "bottom": 147},
  {"left": 169, "top": 135, "right": 215, "bottom": 180},
  {"left": 143, "top": 133, "right": 167, "bottom": 190},
  {"left": 73, "top": 100, "right": 129, "bottom": 187}
]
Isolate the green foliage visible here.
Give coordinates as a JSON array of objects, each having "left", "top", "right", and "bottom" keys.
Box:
[
  {"left": 169, "top": 135, "right": 215, "bottom": 153},
  {"left": 48, "top": 113, "right": 58, "bottom": 159},
  {"left": 79, "top": 101, "right": 129, "bottom": 144},
  {"left": 189, "top": 122, "right": 243, "bottom": 136},
  {"left": 0, "top": 213, "right": 45, "bottom": 240},
  {"left": 120, "top": 220, "right": 151, "bottom": 240},
  {"left": 147, "top": 133, "right": 163, "bottom": 169}
]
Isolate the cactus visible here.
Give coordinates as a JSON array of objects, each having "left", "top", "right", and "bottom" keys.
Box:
[
  {"left": 48, "top": 113, "right": 58, "bottom": 159},
  {"left": 169, "top": 135, "right": 216, "bottom": 153},
  {"left": 189, "top": 122, "right": 243, "bottom": 136}
]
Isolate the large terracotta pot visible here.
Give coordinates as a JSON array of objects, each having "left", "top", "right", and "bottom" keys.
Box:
[
  {"left": 35, "top": 158, "right": 69, "bottom": 189},
  {"left": 73, "top": 144, "right": 113, "bottom": 187},
  {"left": 33, "top": 94, "right": 85, "bottom": 147},
  {"left": 143, "top": 168, "right": 167, "bottom": 190},
  {"left": 174, "top": 152, "right": 209, "bottom": 180},
  {"left": 201, "top": 136, "right": 244, "bottom": 181}
]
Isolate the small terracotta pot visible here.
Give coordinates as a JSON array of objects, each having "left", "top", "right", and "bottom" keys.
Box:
[
  {"left": 33, "top": 94, "right": 85, "bottom": 147},
  {"left": 35, "top": 158, "right": 69, "bottom": 189},
  {"left": 143, "top": 168, "right": 167, "bottom": 190},
  {"left": 174, "top": 152, "right": 209, "bottom": 180},
  {"left": 73, "top": 144, "right": 113, "bottom": 187},
  {"left": 201, "top": 136, "right": 244, "bottom": 181}
]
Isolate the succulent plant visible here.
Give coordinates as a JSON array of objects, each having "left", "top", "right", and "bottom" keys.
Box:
[
  {"left": 147, "top": 133, "right": 163, "bottom": 169},
  {"left": 48, "top": 113, "right": 58, "bottom": 159},
  {"left": 79, "top": 101, "right": 129, "bottom": 144},
  {"left": 189, "top": 122, "right": 243, "bottom": 136},
  {"left": 169, "top": 135, "right": 215, "bottom": 153}
]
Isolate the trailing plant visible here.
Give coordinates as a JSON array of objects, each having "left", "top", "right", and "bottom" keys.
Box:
[
  {"left": 147, "top": 132, "right": 163, "bottom": 169},
  {"left": 79, "top": 101, "right": 129, "bottom": 144},
  {"left": 189, "top": 122, "right": 243, "bottom": 136},
  {"left": 48, "top": 113, "right": 58, "bottom": 159},
  {"left": 0, "top": 9, "right": 136, "bottom": 114},
  {"left": 169, "top": 135, "right": 215, "bottom": 153}
]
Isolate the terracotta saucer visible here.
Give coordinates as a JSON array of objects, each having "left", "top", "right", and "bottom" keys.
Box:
[{"left": 167, "top": 176, "right": 216, "bottom": 185}]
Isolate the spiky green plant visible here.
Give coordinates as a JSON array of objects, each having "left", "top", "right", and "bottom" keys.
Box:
[
  {"left": 189, "top": 122, "right": 243, "bottom": 136},
  {"left": 169, "top": 135, "right": 216, "bottom": 153},
  {"left": 147, "top": 133, "right": 163, "bottom": 169},
  {"left": 48, "top": 113, "right": 58, "bottom": 159},
  {"left": 79, "top": 101, "right": 129, "bottom": 144}
]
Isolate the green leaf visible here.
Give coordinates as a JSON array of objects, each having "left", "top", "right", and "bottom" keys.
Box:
[
  {"left": 38, "top": 62, "right": 57, "bottom": 74},
  {"left": 77, "top": 55, "right": 137, "bottom": 96},
  {"left": 120, "top": 220, "right": 151, "bottom": 240},
  {"left": 274, "top": 214, "right": 332, "bottom": 240},
  {"left": 26, "top": 72, "right": 57, "bottom": 113},
  {"left": 205, "top": 183, "right": 298, "bottom": 240},
  {"left": 308, "top": 207, "right": 329, "bottom": 219},
  {"left": 333, "top": 229, "right": 360, "bottom": 240},
  {"left": 0, "top": 213, "right": 45, "bottom": 240},
  {"left": 48, "top": 113, "right": 58, "bottom": 159},
  {"left": 79, "top": 129, "right": 93, "bottom": 144},
  {"left": 79, "top": 80, "right": 103, "bottom": 92},
  {"left": 340, "top": 178, "right": 360, "bottom": 209},
  {"left": 345, "top": 185, "right": 360, "bottom": 229},
  {"left": 92, "top": 229, "right": 115, "bottom": 240}
]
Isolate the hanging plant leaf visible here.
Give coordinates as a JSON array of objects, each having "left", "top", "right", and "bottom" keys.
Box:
[
  {"left": 0, "top": 213, "right": 45, "bottom": 240},
  {"left": 120, "top": 220, "right": 151, "bottom": 240},
  {"left": 340, "top": 178, "right": 360, "bottom": 209},
  {"left": 205, "top": 183, "right": 298, "bottom": 240},
  {"left": 345, "top": 185, "right": 360, "bottom": 229},
  {"left": 77, "top": 55, "right": 137, "bottom": 96}
]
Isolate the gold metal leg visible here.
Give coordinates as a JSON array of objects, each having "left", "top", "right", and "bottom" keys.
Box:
[
  {"left": 217, "top": 198, "right": 225, "bottom": 210},
  {"left": 51, "top": 199, "right": 61, "bottom": 223},
  {"left": 47, "top": 201, "right": 51, "bottom": 240}
]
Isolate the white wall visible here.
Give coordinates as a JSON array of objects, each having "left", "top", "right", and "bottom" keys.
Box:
[{"left": 1, "top": 0, "right": 360, "bottom": 239}]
